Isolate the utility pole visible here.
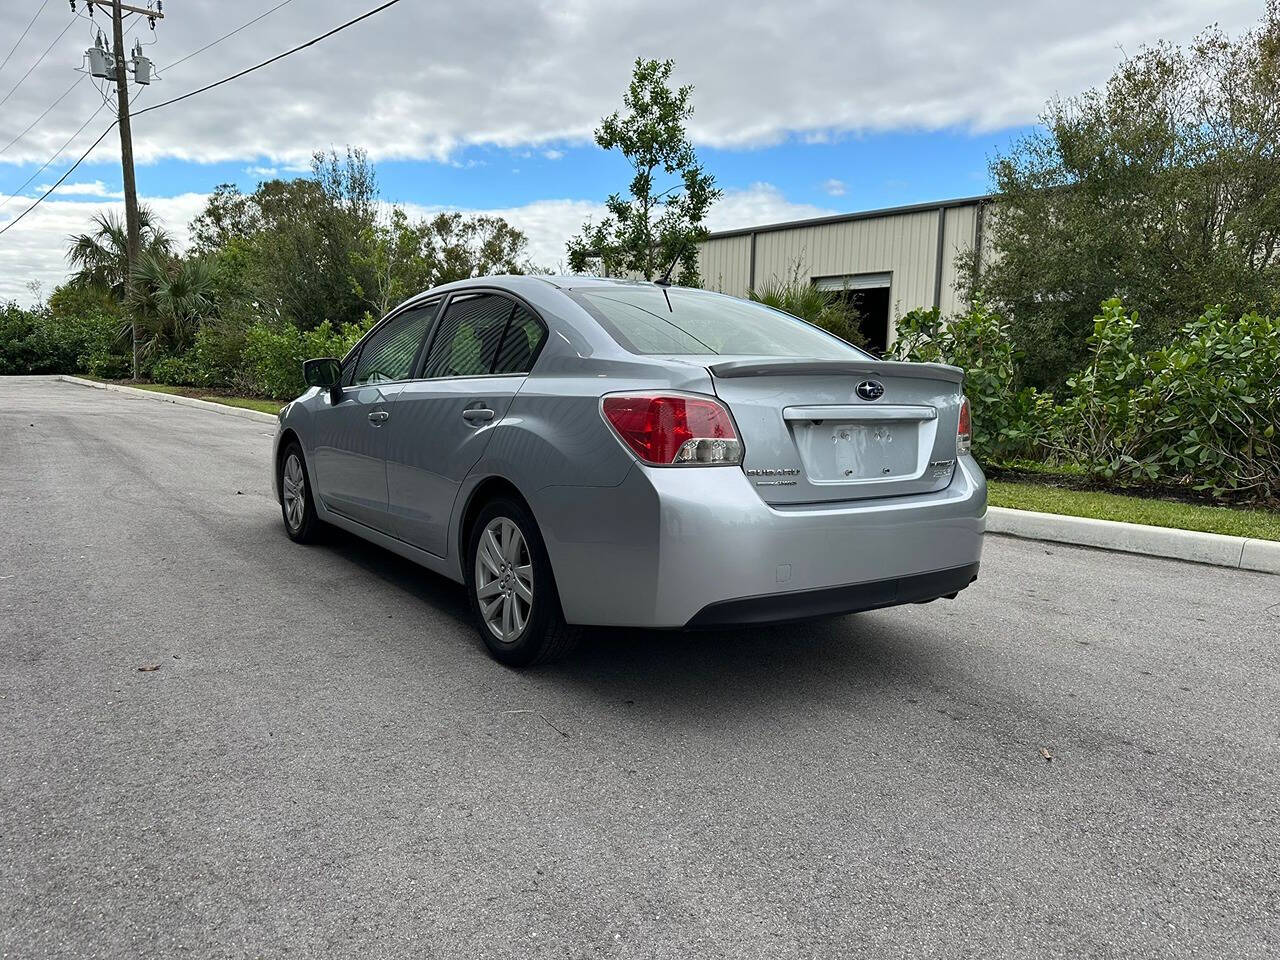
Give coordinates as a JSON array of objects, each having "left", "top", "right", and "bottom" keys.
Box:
[
  {"left": 109, "top": 0, "right": 143, "bottom": 379},
  {"left": 81, "top": 0, "right": 162, "bottom": 377}
]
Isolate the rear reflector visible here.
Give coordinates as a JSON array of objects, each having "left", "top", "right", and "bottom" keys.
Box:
[
  {"left": 602, "top": 393, "right": 743, "bottom": 466},
  {"left": 957, "top": 397, "right": 971, "bottom": 456}
]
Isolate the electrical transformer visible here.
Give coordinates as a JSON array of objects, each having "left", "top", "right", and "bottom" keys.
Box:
[{"left": 86, "top": 44, "right": 114, "bottom": 80}]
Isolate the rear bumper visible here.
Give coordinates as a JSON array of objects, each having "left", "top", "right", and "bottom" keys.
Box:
[
  {"left": 686, "top": 562, "right": 979, "bottom": 628},
  {"left": 534, "top": 456, "right": 986, "bottom": 629}
]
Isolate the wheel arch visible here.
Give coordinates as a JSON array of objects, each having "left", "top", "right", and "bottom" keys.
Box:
[
  {"left": 456, "top": 476, "right": 534, "bottom": 570},
  {"left": 275, "top": 427, "right": 303, "bottom": 500}
]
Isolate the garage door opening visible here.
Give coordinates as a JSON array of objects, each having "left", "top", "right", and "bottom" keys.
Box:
[{"left": 814, "top": 273, "right": 892, "bottom": 355}]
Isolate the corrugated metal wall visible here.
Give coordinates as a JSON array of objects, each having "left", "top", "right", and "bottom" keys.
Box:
[
  {"left": 698, "top": 233, "right": 753, "bottom": 295},
  {"left": 696, "top": 198, "right": 989, "bottom": 337},
  {"left": 939, "top": 203, "right": 978, "bottom": 316}
]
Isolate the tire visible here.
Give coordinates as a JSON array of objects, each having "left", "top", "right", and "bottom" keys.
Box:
[
  {"left": 279, "top": 442, "right": 324, "bottom": 544},
  {"left": 465, "top": 496, "right": 580, "bottom": 667}
]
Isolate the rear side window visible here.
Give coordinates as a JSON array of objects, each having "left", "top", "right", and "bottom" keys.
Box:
[
  {"left": 571, "top": 287, "right": 870, "bottom": 359},
  {"left": 351, "top": 303, "right": 438, "bottom": 385},
  {"left": 492, "top": 305, "right": 546, "bottom": 375},
  {"left": 422, "top": 293, "right": 537, "bottom": 379}
]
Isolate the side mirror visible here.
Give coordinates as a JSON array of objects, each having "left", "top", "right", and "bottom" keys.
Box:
[{"left": 303, "top": 357, "right": 341, "bottom": 390}]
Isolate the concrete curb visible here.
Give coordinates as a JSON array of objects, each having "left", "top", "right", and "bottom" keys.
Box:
[
  {"left": 987, "top": 506, "right": 1280, "bottom": 575},
  {"left": 58, "top": 375, "right": 279, "bottom": 425}
]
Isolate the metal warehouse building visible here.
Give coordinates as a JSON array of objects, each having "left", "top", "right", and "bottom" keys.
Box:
[{"left": 695, "top": 194, "right": 994, "bottom": 354}]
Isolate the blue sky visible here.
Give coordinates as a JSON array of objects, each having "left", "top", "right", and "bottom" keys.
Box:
[
  {"left": 43, "top": 125, "right": 1011, "bottom": 215},
  {"left": 0, "top": 0, "right": 1263, "bottom": 301}
]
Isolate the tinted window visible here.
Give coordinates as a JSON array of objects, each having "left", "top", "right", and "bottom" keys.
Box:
[
  {"left": 493, "top": 305, "right": 545, "bottom": 375},
  {"left": 351, "top": 303, "right": 437, "bottom": 385},
  {"left": 421, "top": 293, "right": 514, "bottom": 378},
  {"left": 572, "top": 287, "right": 871, "bottom": 359},
  {"left": 341, "top": 349, "right": 361, "bottom": 387}
]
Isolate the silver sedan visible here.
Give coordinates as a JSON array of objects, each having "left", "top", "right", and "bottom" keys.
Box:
[{"left": 272, "top": 276, "right": 985, "bottom": 665}]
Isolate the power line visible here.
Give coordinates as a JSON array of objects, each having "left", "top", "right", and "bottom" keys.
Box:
[
  {"left": 0, "top": 114, "right": 116, "bottom": 236},
  {"left": 0, "top": 0, "right": 406, "bottom": 239},
  {"left": 0, "top": 13, "right": 143, "bottom": 159},
  {"left": 0, "top": 14, "right": 78, "bottom": 110},
  {"left": 0, "top": 1, "right": 292, "bottom": 172},
  {"left": 0, "top": 0, "right": 53, "bottom": 76},
  {"left": 157, "top": 0, "right": 296, "bottom": 75},
  {"left": 0, "top": 96, "right": 113, "bottom": 211},
  {"left": 0, "top": 74, "right": 83, "bottom": 157},
  {"left": 134, "top": 0, "right": 403, "bottom": 119}
]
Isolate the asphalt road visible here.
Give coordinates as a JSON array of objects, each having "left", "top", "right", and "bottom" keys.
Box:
[{"left": 1, "top": 377, "right": 1277, "bottom": 959}]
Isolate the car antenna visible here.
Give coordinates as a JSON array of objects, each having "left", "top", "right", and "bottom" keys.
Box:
[{"left": 653, "top": 237, "right": 690, "bottom": 312}]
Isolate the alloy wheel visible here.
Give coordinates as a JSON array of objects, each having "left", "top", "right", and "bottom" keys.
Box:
[
  {"left": 474, "top": 517, "right": 534, "bottom": 643},
  {"left": 282, "top": 453, "right": 305, "bottom": 531}
]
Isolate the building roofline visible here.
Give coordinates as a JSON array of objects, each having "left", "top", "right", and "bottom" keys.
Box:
[{"left": 703, "top": 193, "right": 995, "bottom": 241}]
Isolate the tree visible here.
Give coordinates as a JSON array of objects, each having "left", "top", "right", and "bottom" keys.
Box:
[
  {"left": 973, "top": 2, "right": 1280, "bottom": 387},
  {"left": 128, "top": 253, "right": 219, "bottom": 356},
  {"left": 567, "top": 58, "right": 720, "bottom": 284},
  {"left": 352, "top": 209, "right": 534, "bottom": 319},
  {"left": 187, "top": 147, "right": 536, "bottom": 329},
  {"left": 66, "top": 206, "right": 172, "bottom": 303},
  {"left": 188, "top": 183, "right": 259, "bottom": 254}
]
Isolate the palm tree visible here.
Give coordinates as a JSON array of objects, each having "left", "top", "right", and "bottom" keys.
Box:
[
  {"left": 128, "top": 253, "right": 218, "bottom": 357},
  {"left": 66, "top": 206, "right": 172, "bottom": 301},
  {"left": 66, "top": 205, "right": 172, "bottom": 378},
  {"left": 750, "top": 263, "right": 867, "bottom": 349}
]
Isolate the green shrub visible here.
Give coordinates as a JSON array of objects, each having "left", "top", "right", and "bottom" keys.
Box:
[
  {"left": 889, "top": 299, "right": 1048, "bottom": 462},
  {"left": 190, "top": 317, "right": 250, "bottom": 388},
  {"left": 148, "top": 352, "right": 201, "bottom": 387},
  {"left": 1137, "top": 307, "right": 1280, "bottom": 500},
  {"left": 240, "top": 318, "right": 369, "bottom": 399},
  {"left": 902, "top": 296, "right": 1280, "bottom": 504},
  {"left": 1053, "top": 299, "right": 1151, "bottom": 480},
  {"left": 0, "top": 297, "right": 127, "bottom": 376}
]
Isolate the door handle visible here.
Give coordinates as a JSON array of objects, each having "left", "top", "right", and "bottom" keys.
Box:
[
  {"left": 461, "top": 406, "right": 495, "bottom": 424},
  {"left": 368, "top": 410, "right": 390, "bottom": 425}
]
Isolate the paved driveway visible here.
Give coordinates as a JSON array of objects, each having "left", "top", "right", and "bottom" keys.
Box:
[{"left": 1, "top": 378, "right": 1277, "bottom": 959}]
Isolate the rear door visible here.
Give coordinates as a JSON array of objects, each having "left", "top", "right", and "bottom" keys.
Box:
[
  {"left": 386, "top": 292, "right": 547, "bottom": 557},
  {"left": 709, "top": 358, "right": 966, "bottom": 505},
  {"left": 309, "top": 304, "right": 435, "bottom": 531}
]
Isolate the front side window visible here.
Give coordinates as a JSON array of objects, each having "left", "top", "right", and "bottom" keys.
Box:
[
  {"left": 571, "top": 287, "right": 872, "bottom": 360},
  {"left": 351, "top": 303, "right": 438, "bottom": 385},
  {"left": 421, "top": 293, "right": 515, "bottom": 379}
]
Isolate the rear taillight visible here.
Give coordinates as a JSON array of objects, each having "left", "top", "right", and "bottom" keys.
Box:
[
  {"left": 601, "top": 393, "right": 743, "bottom": 466},
  {"left": 956, "top": 397, "right": 971, "bottom": 456}
]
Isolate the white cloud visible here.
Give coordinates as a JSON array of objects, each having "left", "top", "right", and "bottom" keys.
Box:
[
  {"left": 1, "top": 183, "right": 833, "bottom": 302},
  {"left": 542, "top": 149, "right": 565, "bottom": 160},
  {"left": 38, "top": 180, "right": 124, "bottom": 199},
  {"left": 0, "top": 1, "right": 1262, "bottom": 167},
  {"left": 822, "top": 178, "right": 846, "bottom": 197},
  {"left": 245, "top": 165, "right": 278, "bottom": 177},
  {"left": 400, "top": 183, "right": 832, "bottom": 273},
  {"left": 706, "top": 183, "right": 833, "bottom": 232},
  {"left": 0, "top": 193, "right": 208, "bottom": 304}
]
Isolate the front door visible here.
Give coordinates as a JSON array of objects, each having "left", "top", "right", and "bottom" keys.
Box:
[
  {"left": 310, "top": 381, "right": 404, "bottom": 530},
  {"left": 386, "top": 293, "right": 547, "bottom": 556},
  {"left": 309, "top": 303, "right": 437, "bottom": 533}
]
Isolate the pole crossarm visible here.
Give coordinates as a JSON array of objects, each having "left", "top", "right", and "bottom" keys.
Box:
[{"left": 111, "top": 2, "right": 164, "bottom": 17}]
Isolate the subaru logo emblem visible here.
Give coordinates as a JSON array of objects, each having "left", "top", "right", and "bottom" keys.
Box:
[{"left": 856, "top": 380, "right": 885, "bottom": 401}]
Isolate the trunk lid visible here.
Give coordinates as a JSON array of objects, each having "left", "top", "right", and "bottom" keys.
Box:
[{"left": 708, "top": 357, "right": 966, "bottom": 505}]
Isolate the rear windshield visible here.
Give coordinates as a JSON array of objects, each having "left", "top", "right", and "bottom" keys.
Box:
[{"left": 570, "top": 287, "right": 871, "bottom": 359}]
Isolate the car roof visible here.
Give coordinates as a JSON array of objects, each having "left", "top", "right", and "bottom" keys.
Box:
[{"left": 387, "top": 273, "right": 706, "bottom": 315}]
